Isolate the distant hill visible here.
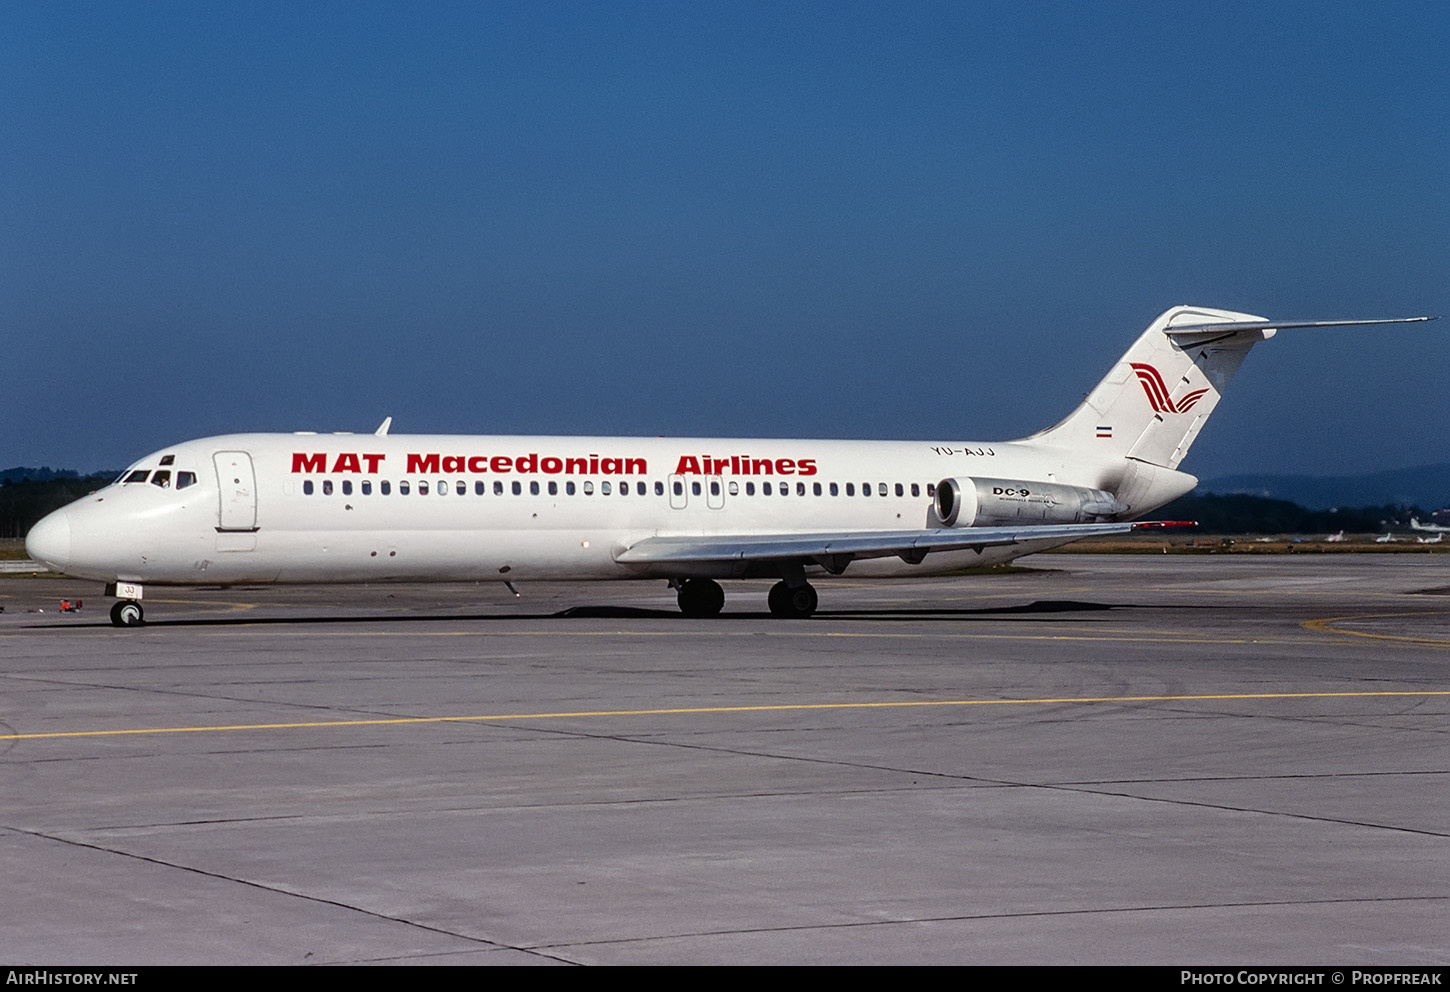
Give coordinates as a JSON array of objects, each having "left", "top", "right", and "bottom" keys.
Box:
[
  {"left": 1142, "top": 493, "right": 1406, "bottom": 534},
  {"left": 1, "top": 466, "right": 83, "bottom": 483},
  {"left": 1197, "top": 464, "right": 1450, "bottom": 512},
  {"left": 0, "top": 471, "right": 117, "bottom": 540}
]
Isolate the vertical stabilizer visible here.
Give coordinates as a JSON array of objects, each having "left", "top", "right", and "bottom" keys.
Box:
[{"left": 1022, "top": 305, "right": 1272, "bottom": 471}]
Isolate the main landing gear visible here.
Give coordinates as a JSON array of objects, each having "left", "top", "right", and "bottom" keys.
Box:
[
  {"left": 767, "top": 580, "right": 817, "bottom": 619},
  {"left": 109, "top": 601, "right": 144, "bottom": 627},
  {"left": 676, "top": 578, "right": 726, "bottom": 617},
  {"left": 673, "top": 577, "right": 819, "bottom": 618}
]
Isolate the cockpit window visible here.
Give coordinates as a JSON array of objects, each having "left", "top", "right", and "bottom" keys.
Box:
[
  {"left": 123, "top": 470, "right": 150, "bottom": 484},
  {"left": 159, "top": 455, "right": 175, "bottom": 466},
  {"left": 176, "top": 471, "right": 197, "bottom": 490},
  {"left": 150, "top": 470, "right": 172, "bottom": 488}
]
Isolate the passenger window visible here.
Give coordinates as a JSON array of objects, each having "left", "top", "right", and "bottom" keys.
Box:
[
  {"left": 846, "top": 483, "right": 854, "bottom": 496},
  {"left": 830, "top": 482, "right": 838, "bottom": 496},
  {"left": 381, "top": 481, "right": 391, "bottom": 495},
  {"left": 763, "top": 482, "right": 773, "bottom": 496},
  {"left": 323, "top": 480, "right": 334, "bottom": 495},
  {"left": 303, "top": 480, "right": 314, "bottom": 495},
  {"left": 399, "top": 481, "right": 410, "bottom": 495},
  {"left": 361, "top": 480, "right": 371, "bottom": 495},
  {"left": 437, "top": 479, "right": 446, "bottom": 495},
  {"left": 728, "top": 481, "right": 739, "bottom": 496},
  {"left": 566, "top": 481, "right": 576, "bottom": 495},
  {"left": 342, "top": 480, "right": 353, "bottom": 495},
  {"left": 494, "top": 481, "right": 504, "bottom": 495},
  {"left": 638, "top": 482, "right": 647, "bottom": 495},
  {"left": 654, "top": 481, "right": 664, "bottom": 496},
  {"left": 879, "top": 483, "right": 887, "bottom": 496},
  {"left": 927, "top": 483, "right": 935, "bottom": 497},
  {"left": 419, "top": 481, "right": 429, "bottom": 495},
  {"left": 797, "top": 482, "right": 805, "bottom": 496},
  {"left": 177, "top": 471, "right": 197, "bottom": 490},
  {"left": 691, "top": 481, "right": 701, "bottom": 496},
  {"left": 601, "top": 481, "right": 612, "bottom": 495},
  {"left": 583, "top": 481, "right": 594, "bottom": 495},
  {"left": 911, "top": 483, "right": 920, "bottom": 497},
  {"left": 746, "top": 482, "right": 755, "bottom": 496},
  {"left": 709, "top": 481, "right": 720, "bottom": 496},
  {"left": 673, "top": 481, "right": 683, "bottom": 496},
  {"left": 548, "top": 481, "right": 558, "bottom": 495},
  {"left": 476, "top": 481, "right": 485, "bottom": 495},
  {"left": 512, "top": 481, "right": 522, "bottom": 495},
  {"left": 530, "top": 481, "right": 540, "bottom": 495},
  {"left": 813, "top": 482, "right": 821, "bottom": 496},
  {"left": 457, "top": 481, "right": 467, "bottom": 495},
  {"left": 150, "top": 470, "right": 172, "bottom": 488}
]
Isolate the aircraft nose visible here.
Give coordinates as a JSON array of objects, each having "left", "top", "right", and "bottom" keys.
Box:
[{"left": 26, "top": 509, "right": 72, "bottom": 569}]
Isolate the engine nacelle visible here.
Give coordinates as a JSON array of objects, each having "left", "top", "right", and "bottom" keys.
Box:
[{"left": 935, "top": 476, "right": 1128, "bottom": 528}]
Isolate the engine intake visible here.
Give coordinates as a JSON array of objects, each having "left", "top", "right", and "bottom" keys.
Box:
[{"left": 935, "top": 476, "right": 1127, "bottom": 528}]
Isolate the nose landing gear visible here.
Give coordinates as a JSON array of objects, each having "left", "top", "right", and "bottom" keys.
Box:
[{"left": 109, "top": 601, "right": 145, "bottom": 627}]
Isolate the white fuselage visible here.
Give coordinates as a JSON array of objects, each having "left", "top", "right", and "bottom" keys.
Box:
[{"left": 27, "top": 431, "right": 1139, "bottom": 587}]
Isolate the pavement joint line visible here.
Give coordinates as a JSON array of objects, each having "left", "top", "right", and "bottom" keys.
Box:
[{"left": 5, "top": 689, "right": 1449, "bottom": 741}]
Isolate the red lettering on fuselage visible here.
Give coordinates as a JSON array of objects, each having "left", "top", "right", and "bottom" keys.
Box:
[
  {"left": 293, "top": 452, "right": 387, "bottom": 473},
  {"left": 674, "top": 455, "right": 817, "bottom": 476},
  {"left": 291, "top": 449, "right": 820, "bottom": 477},
  {"left": 389, "top": 452, "right": 650, "bottom": 475},
  {"left": 291, "top": 450, "right": 657, "bottom": 476}
]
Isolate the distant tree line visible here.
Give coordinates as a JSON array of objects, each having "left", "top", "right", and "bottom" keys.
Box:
[
  {"left": 0, "top": 472, "right": 117, "bottom": 539},
  {"left": 1141, "top": 493, "right": 1419, "bottom": 535}
]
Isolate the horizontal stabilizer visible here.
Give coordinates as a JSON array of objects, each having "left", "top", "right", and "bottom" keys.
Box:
[{"left": 1165, "top": 316, "right": 1436, "bottom": 336}]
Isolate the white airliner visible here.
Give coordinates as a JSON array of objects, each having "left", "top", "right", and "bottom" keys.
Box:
[{"left": 25, "top": 306, "right": 1433, "bottom": 626}]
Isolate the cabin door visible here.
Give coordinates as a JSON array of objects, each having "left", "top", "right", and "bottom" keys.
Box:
[{"left": 213, "top": 451, "right": 259, "bottom": 532}]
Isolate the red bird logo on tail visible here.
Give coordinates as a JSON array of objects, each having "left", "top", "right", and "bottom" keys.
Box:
[{"left": 1130, "top": 363, "right": 1208, "bottom": 414}]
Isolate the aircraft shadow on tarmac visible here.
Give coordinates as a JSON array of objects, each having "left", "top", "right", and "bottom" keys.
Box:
[{"left": 31, "top": 599, "right": 1152, "bottom": 629}]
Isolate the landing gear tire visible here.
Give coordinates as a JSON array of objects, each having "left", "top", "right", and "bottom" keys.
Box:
[
  {"left": 110, "top": 601, "right": 144, "bottom": 627},
  {"left": 676, "top": 578, "right": 725, "bottom": 617},
  {"left": 768, "top": 580, "right": 817, "bottom": 618}
]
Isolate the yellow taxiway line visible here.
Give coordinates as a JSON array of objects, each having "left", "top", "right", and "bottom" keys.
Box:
[{"left": 4, "top": 689, "right": 1447, "bottom": 742}]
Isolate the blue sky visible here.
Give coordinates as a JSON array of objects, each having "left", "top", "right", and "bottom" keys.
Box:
[{"left": 4, "top": 1, "right": 1446, "bottom": 478}]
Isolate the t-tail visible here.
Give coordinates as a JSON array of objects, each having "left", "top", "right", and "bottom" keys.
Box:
[{"left": 1020, "top": 305, "right": 1436, "bottom": 516}]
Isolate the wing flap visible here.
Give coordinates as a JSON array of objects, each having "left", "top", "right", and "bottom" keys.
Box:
[{"left": 615, "top": 521, "right": 1145, "bottom": 566}]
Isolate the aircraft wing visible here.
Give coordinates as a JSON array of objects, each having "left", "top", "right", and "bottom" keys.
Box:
[{"left": 616, "top": 521, "right": 1179, "bottom": 568}]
